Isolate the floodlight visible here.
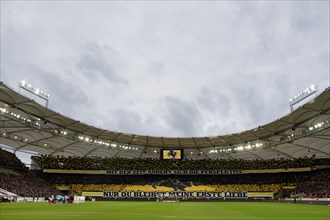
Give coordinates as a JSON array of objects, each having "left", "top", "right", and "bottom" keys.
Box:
[
  {"left": 310, "top": 84, "right": 316, "bottom": 91},
  {"left": 18, "top": 80, "right": 50, "bottom": 107},
  {"left": 289, "top": 84, "right": 318, "bottom": 112},
  {"left": 237, "top": 146, "right": 243, "bottom": 151}
]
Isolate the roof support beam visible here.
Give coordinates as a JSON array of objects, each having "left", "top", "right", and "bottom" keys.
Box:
[
  {"left": 83, "top": 146, "right": 103, "bottom": 157},
  {"left": 177, "top": 138, "right": 182, "bottom": 149},
  {"left": 112, "top": 132, "right": 122, "bottom": 142},
  {"left": 138, "top": 136, "right": 149, "bottom": 158},
  {"left": 217, "top": 136, "right": 230, "bottom": 145},
  {"left": 15, "top": 136, "right": 56, "bottom": 152},
  {"left": 55, "top": 146, "right": 86, "bottom": 156},
  {"left": 113, "top": 148, "right": 122, "bottom": 157},
  {"left": 50, "top": 142, "right": 78, "bottom": 155},
  {"left": 287, "top": 142, "right": 329, "bottom": 156},
  {"left": 248, "top": 151, "right": 263, "bottom": 160},
  {"left": 224, "top": 152, "right": 235, "bottom": 159},
  {"left": 268, "top": 148, "right": 295, "bottom": 159},
  {"left": 129, "top": 135, "right": 136, "bottom": 145},
  {"left": 233, "top": 134, "right": 245, "bottom": 142},
  {"left": 245, "top": 130, "right": 259, "bottom": 139},
  {"left": 138, "top": 146, "right": 147, "bottom": 158},
  {"left": 310, "top": 135, "right": 330, "bottom": 141},
  {"left": 161, "top": 137, "right": 165, "bottom": 148},
  {"left": 1, "top": 128, "right": 36, "bottom": 134},
  {"left": 205, "top": 137, "right": 216, "bottom": 148}
]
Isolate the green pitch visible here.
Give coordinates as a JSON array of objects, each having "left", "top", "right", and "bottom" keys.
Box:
[{"left": 1, "top": 201, "right": 329, "bottom": 220}]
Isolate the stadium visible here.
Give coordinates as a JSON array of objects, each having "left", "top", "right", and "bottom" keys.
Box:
[
  {"left": 1, "top": 81, "right": 329, "bottom": 220},
  {"left": 1, "top": 2, "right": 330, "bottom": 220}
]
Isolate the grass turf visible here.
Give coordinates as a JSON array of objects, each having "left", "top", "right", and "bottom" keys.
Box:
[{"left": 1, "top": 201, "right": 329, "bottom": 220}]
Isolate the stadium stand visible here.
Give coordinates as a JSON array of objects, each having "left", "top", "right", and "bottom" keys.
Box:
[
  {"left": 33, "top": 155, "right": 320, "bottom": 170},
  {"left": 0, "top": 172, "right": 61, "bottom": 197},
  {"left": 0, "top": 149, "right": 61, "bottom": 197},
  {"left": 0, "top": 149, "right": 329, "bottom": 200},
  {"left": 31, "top": 155, "right": 329, "bottom": 199},
  {"left": 0, "top": 149, "right": 27, "bottom": 171}
]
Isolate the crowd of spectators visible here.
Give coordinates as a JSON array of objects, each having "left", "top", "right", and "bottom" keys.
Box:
[
  {"left": 295, "top": 169, "right": 330, "bottom": 198},
  {"left": 32, "top": 154, "right": 329, "bottom": 198},
  {"left": 0, "top": 149, "right": 60, "bottom": 197},
  {"left": 40, "top": 172, "right": 300, "bottom": 185},
  {"left": 58, "top": 183, "right": 283, "bottom": 195},
  {"left": 38, "top": 168, "right": 329, "bottom": 198},
  {"left": 33, "top": 155, "right": 327, "bottom": 171},
  {"left": 0, "top": 149, "right": 328, "bottom": 199},
  {"left": 0, "top": 171, "right": 61, "bottom": 197},
  {"left": 0, "top": 149, "right": 27, "bottom": 170}
]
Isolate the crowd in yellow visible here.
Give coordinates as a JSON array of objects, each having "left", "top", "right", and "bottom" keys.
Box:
[{"left": 56, "top": 183, "right": 287, "bottom": 195}]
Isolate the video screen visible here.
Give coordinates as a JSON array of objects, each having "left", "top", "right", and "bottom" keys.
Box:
[{"left": 161, "top": 149, "right": 183, "bottom": 160}]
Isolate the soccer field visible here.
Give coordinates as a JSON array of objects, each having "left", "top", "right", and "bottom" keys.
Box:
[{"left": 1, "top": 201, "right": 329, "bottom": 220}]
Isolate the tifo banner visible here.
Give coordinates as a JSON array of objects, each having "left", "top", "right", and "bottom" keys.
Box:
[
  {"left": 44, "top": 168, "right": 311, "bottom": 175},
  {"left": 103, "top": 191, "right": 248, "bottom": 199},
  {"left": 105, "top": 170, "right": 242, "bottom": 175}
]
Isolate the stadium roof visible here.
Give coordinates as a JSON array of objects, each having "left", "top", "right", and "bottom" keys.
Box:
[{"left": 0, "top": 82, "right": 329, "bottom": 160}]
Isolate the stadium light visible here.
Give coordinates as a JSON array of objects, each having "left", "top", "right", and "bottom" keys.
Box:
[
  {"left": 289, "top": 84, "right": 318, "bottom": 112},
  {"left": 237, "top": 146, "right": 244, "bottom": 151},
  {"left": 18, "top": 80, "right": 50, "bottom": 108}
]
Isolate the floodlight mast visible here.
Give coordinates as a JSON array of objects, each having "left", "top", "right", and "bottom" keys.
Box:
[
  {"left": 289, "top": 84, "right": 318, "bottom": 112},
  {"left": 18, "top": 80, "right": 50, "bottom": 108}
]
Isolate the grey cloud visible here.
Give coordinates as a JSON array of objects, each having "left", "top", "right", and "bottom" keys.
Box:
[
  {"left": 108, "top": 109, "right": 144, "bottom": 135},
  {"left": 161, "top": 97, "right": 201, "bottom": 137},
  {"left": 1, "top": 2, "right": 329, "bottom": 138},
  {"left": 76, "top": 42, "right": 128, "bottom": 85},
  {"left": 290, "top": 2, "right": 329, "bottom": 32},
  {"left": 233, "top": 86, "right": 266, "bottom": 123},
  {"left": 195, "top": 87, "right": 236, "bottom": 135},
  {"left": 197, "top": 87, "right": 232, "bottom": 118},
  {"left": 148, "top": 61, "right": 165, "bottom": 76},
  {"left": 31, "top": 67, "right": 92, "bottom": 116}
]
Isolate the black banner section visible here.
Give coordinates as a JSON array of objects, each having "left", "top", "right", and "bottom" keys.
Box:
[
  {"left": 105, "top": 170, "right": 241, "bottom": 175},
  {"left": 103, "top": 191, "right": 248, "bottom": 199}
]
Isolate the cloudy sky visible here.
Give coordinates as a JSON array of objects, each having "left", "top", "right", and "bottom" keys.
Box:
[{"left": 1, "top": 1, "right": 329, "bottom": 139}]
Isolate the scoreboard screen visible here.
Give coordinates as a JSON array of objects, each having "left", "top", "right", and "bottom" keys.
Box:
[{"left": 161, "top": 149, "right": 183, "bottom": 160}]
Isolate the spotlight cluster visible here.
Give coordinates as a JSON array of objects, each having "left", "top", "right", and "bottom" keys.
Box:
[
  {"left": 209, "top": 142, "right": 263, "bottom": 154},
  {"left": 309, "top": 121, "right": 328, "bottom": 131},
  {"left": 77, "top": 135, "right": 138, "bottom": 150}
]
